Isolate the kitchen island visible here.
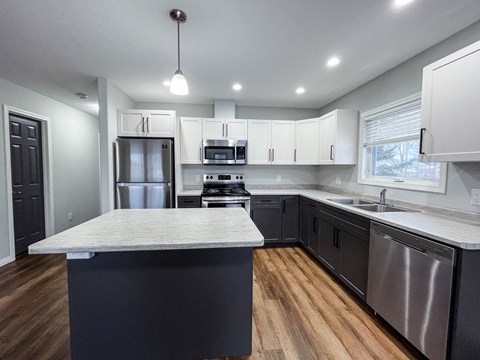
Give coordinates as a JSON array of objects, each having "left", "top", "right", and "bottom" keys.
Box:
[{"left": 29, "top": 208, "right": 264, "bottom": 360}]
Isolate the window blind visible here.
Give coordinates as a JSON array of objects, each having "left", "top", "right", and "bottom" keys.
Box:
[{"left": 363, "top": 102, "right": 421, "bottom": 147}]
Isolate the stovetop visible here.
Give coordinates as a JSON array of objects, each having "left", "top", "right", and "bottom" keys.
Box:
[
  {"left": 201, "top": 186, "right": 250, "bottom": 197},
  {"left": 201, "top": 173, "right": 250, "bottom": 197}
]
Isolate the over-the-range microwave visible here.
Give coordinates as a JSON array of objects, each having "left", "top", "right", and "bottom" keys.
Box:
[{"left": 202, "top": 139, "right": 247, "bottom": 165}]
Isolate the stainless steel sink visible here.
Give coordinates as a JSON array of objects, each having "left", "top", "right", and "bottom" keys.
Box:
[
  {"left": 327, "top": 198, "right": 375, "bottom": 205},
  {"left": 351, "top": 204, "right": 418, "bottom": 213}
]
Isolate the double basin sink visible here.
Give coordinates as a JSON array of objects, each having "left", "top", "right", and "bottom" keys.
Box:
[{"left": 327, "top": 198, "right": 418, "bottom": 213}]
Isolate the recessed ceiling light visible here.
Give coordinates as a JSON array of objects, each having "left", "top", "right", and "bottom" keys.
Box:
[
  {"left": 163, "top": 80, "right": 171, "bottom": 86},
  {"left": 233, "top": 83, "right": 242, "bottom": 91},
  {"left": 393, "top": 0, "right": 414, "bottom": 8},
  {"left": 296, "top": 87, "right": 306, "bottom": 95},
  {"left": 327, "top": 57, "right": 341, "bottom": 67}
]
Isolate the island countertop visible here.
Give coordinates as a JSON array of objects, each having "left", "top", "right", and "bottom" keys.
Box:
[{"left": 28, "top": 208, "right": 264, "bottom": 254}]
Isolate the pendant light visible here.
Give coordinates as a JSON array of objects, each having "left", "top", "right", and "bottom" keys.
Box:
[{"left": 169, "top": 9, "right": 188, "bottom": 95}]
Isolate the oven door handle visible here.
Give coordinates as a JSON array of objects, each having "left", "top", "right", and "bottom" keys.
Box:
[{"left": 202, "top": 199, "right": 250, "bottom": 204}]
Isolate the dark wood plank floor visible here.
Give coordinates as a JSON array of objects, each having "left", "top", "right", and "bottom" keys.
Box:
[{"left": 0, "top": 248, "right": 417, "bottom": 360}]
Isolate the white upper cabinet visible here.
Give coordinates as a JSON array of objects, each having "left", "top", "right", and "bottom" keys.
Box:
[
  {"left": 202, "top": 118, "right": 248, "bottom": 140},
  {"left": 247, "top": 120, "right": 295, "bottom": 165},
  {"left": 271, "top": 121, "right": 295, "bottom": 164},
  {"left": 180, "top": 117, "right": 203, "bottom": 164},
  {"left": 295, "top": 118, "right": 319, "bottom": 164},
  {"left": 318, "top": 110, "right": 358, "bottom": 165},
  {"left": 248, "top": 120, "right": 271, "bottom": 164},
  {"left": 420, "top": 40, "right": 480, "bottom": 162},
  {"left": 117, "top": 109, "right": 175, "bottom": 138}
]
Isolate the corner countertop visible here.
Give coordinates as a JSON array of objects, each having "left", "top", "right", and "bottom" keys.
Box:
[
  {"left": 29, "top": 208, "right": 264, "bottom": 254},
  {"left": 178, "top": 189, "right": 480, "bottom": 250}
]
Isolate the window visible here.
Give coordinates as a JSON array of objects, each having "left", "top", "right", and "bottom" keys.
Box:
[{"left": 358, "top": 93, "right": 447, "bottom": 193}]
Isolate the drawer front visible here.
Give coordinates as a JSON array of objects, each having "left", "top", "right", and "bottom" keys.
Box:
[
  {"left": 251, "top": 195, "right": 282, "bottom": 207},
  {"left": 178, "top": 196, "right": 201, "bottom": 208}
]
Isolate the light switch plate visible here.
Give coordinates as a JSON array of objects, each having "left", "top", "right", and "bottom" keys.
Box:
[{"left": 471, "top": 189, "right": 480, "bottom": 205}]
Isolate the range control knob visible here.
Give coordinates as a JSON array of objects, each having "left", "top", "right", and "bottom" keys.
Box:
[
  {"left": 210, "top": 176, "right": 213, "bottom": 179},
  {"left": 236, "top": 176, "right": 239, "bottom": 179},
  {"left": 240, "top": 176, "right": 243, "bottom": 180}
]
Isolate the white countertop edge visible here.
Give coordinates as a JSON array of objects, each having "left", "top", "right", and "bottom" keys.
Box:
[{"left": 29, "top": 239, "right": 265, "bottom": 254}]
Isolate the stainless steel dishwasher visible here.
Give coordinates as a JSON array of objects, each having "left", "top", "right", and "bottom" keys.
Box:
[{"left": 367, "top": 222, "right": 455, "bottom": 360}]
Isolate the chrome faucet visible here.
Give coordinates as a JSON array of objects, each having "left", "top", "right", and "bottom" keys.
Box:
[{"left": 379, "top": 188, "right": 387, "bottom": 205}]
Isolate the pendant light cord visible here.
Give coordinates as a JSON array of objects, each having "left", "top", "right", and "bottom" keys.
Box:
[{"left": 177, "top": 20, "right": 181, "bottom": 71}]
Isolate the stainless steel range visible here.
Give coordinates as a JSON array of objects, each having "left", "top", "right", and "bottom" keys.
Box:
[{"left": 201, "top": 174, "right": 250, "bottom": 213}]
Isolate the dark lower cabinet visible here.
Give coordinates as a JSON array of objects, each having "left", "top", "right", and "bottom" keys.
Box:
[
  {"left": 251, "top": 196, "right": 282, "bottom": 243},
  {"left": 251, "top": 196, "right": 299, "bottom": 245},
  {"left": 282, "top": 196, "right": 299, "bottom": 243},
  {"left": 317, "top": 216, "right": 339, "bottom": 271},
  {"left": 178, "top": 196, "right": 201, "bottom": 208},
  {"left": 299, "top": 197, "right": 370, "bottom": 300}
]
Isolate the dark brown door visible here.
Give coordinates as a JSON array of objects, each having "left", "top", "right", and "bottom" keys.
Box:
[{"left": 9, "top": 114, "right": 46, "bottom": 255}]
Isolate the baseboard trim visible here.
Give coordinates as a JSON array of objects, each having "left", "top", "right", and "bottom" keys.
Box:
[{"left": 0, "top": 255, "right": 15, "bottom": 268}]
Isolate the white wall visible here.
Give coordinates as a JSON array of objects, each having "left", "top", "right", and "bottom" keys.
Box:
[
  {"left": 0, "top": 76, "right": 100, "bottom": 265},
  {"left": 317, "top": 21, "right": 480, "bottom": 213},
  {"left": 98, "top": 78, "right": 135, "bottom": 213},
  {"left": 183, "top": 165, "right": 318, "bottom": 188}
]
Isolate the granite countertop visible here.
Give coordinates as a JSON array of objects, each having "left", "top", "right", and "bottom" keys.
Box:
[
  {"left": 29, "top": 208, "right": 264, "bottom": 254},
  {"left": 177, "top": 189, "right": 480, "bottom": 250}
]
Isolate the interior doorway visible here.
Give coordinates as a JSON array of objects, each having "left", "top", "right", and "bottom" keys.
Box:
[
  {"left": 9, "top": 114, "right": 46, "bottom": 254},
  {"left": 2, "top": 106, "right": 54, "bottom": 264}
]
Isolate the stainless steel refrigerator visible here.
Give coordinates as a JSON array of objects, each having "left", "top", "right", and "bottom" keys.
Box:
[{"left": 115, "top": 138, "right": 174, "bottom": 209}]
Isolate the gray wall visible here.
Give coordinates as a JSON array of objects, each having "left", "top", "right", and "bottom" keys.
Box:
[
  {"left": 135, "top": 101, "right": 319, "bottom": 120},
  {"left": 0, "top": 76, "right": 100, "bottom": 264},
  {"left": 317, "top": 21, "right": 480, "bottom": 213},
  {"left": 98, "top": 78, "right": 135, "bottom": 213}
]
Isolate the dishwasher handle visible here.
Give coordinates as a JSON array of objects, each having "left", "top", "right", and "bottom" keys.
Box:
[
  {"left": 371, "top": 222, "right": 455, "bottom": 266},
  {"left": 381, "top": 233, "right": 426, "bottom": 254}
]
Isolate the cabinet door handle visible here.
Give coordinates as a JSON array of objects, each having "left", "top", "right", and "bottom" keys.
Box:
[
  {"left": 199, "top": 147, "right": 202, "bottom": 162},
  {"left": 147, "top": 117, "right": 150, "bottom": 133},
  {"left": 419, "top": 128, "right": 426, "bottom": 155},
  {"left": 222, "top": 123, "right": 225, "bottom": 138},
  {"left": 268, "top": 149, "right": 271, "bottom": 162},
  {"left": 272, "top": 149, "right": 275, "bottom": 162},
  {"left": 294, "top": 149, "right": 297, "bottom": 162},
  {"left": 283, "top": 199, "right": 286, "bottom": 213},
  {"left": 141, "top": 117, "right": 145, "bottom": 133},
  {"left": 313, "top": 217, "right": 317, "bottom": 233},
  {"left": 226, "top": 123, "right": 228, "bottom": 137},
  {"left": 333, "top": 229, "right": 338, "bottom": 247},
  {"left": 308, "top": 203, "right": 315, "bottom": 208},
  {"left": 330, "top": 145, "right": 334, "bottom": 161}
]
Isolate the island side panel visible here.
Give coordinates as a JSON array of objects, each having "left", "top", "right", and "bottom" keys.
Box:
[{"left": 67, "top": 248, "right": 254, "bottom": 360}]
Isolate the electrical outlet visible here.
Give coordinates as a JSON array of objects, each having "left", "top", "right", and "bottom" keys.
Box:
[
  {"left": 196, "top": 175, "right": 201, "bottom": 182},
  {"left": 68, "top": 213, "right": 73, "bottom": 221},
  {"left": 471, "top": 189, "right": 480, "bottom": 205},
  {"left": 335, "top": 176, "right": 342, "bottom": 185},
  {"left": 276, "top": 175, "right": 282, "bottom": 182}
]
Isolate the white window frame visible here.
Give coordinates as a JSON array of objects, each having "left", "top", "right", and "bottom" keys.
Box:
[{"left": 358, "top": 93, "right": 447, "bottom": 193}]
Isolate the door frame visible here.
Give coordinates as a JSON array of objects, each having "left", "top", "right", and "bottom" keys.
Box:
[{"left": 2, "top": 105, "right": 55, "bottom": 266}]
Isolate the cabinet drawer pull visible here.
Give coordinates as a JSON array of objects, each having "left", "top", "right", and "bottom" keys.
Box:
[
  {"left": 294, "top": 149, "right": 297, "bottom": 162},
  {"left": 308, "top": 203, "right": 316, "bottom": 208},
  {"left": 419, "top": 128, "right": 426, "bottom": 155},
  {"left": 146, "top": 117, "right": 150, "bottom": 133},
  {"left": 142, "top": 117, "right": 145, "bottom": 133},
  {"left": 330, "top": 145, "right": 334, "bottom": 161}
]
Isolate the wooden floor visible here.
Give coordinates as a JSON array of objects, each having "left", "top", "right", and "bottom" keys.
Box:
[{"left": 0, "top": 247, "right": 418, "bottom": 360}]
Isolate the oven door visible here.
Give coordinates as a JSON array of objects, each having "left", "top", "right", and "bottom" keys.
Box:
[
  {"left": 201, "top": 197, "right": 251, "bottom": 214},
  {"left": 202, "top": 139, "right": 237, "bottom": 165}
]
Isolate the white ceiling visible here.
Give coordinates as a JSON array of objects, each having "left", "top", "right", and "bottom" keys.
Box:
[{"left": 0, "top": 0, "right": 479, "bottom": 116}]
